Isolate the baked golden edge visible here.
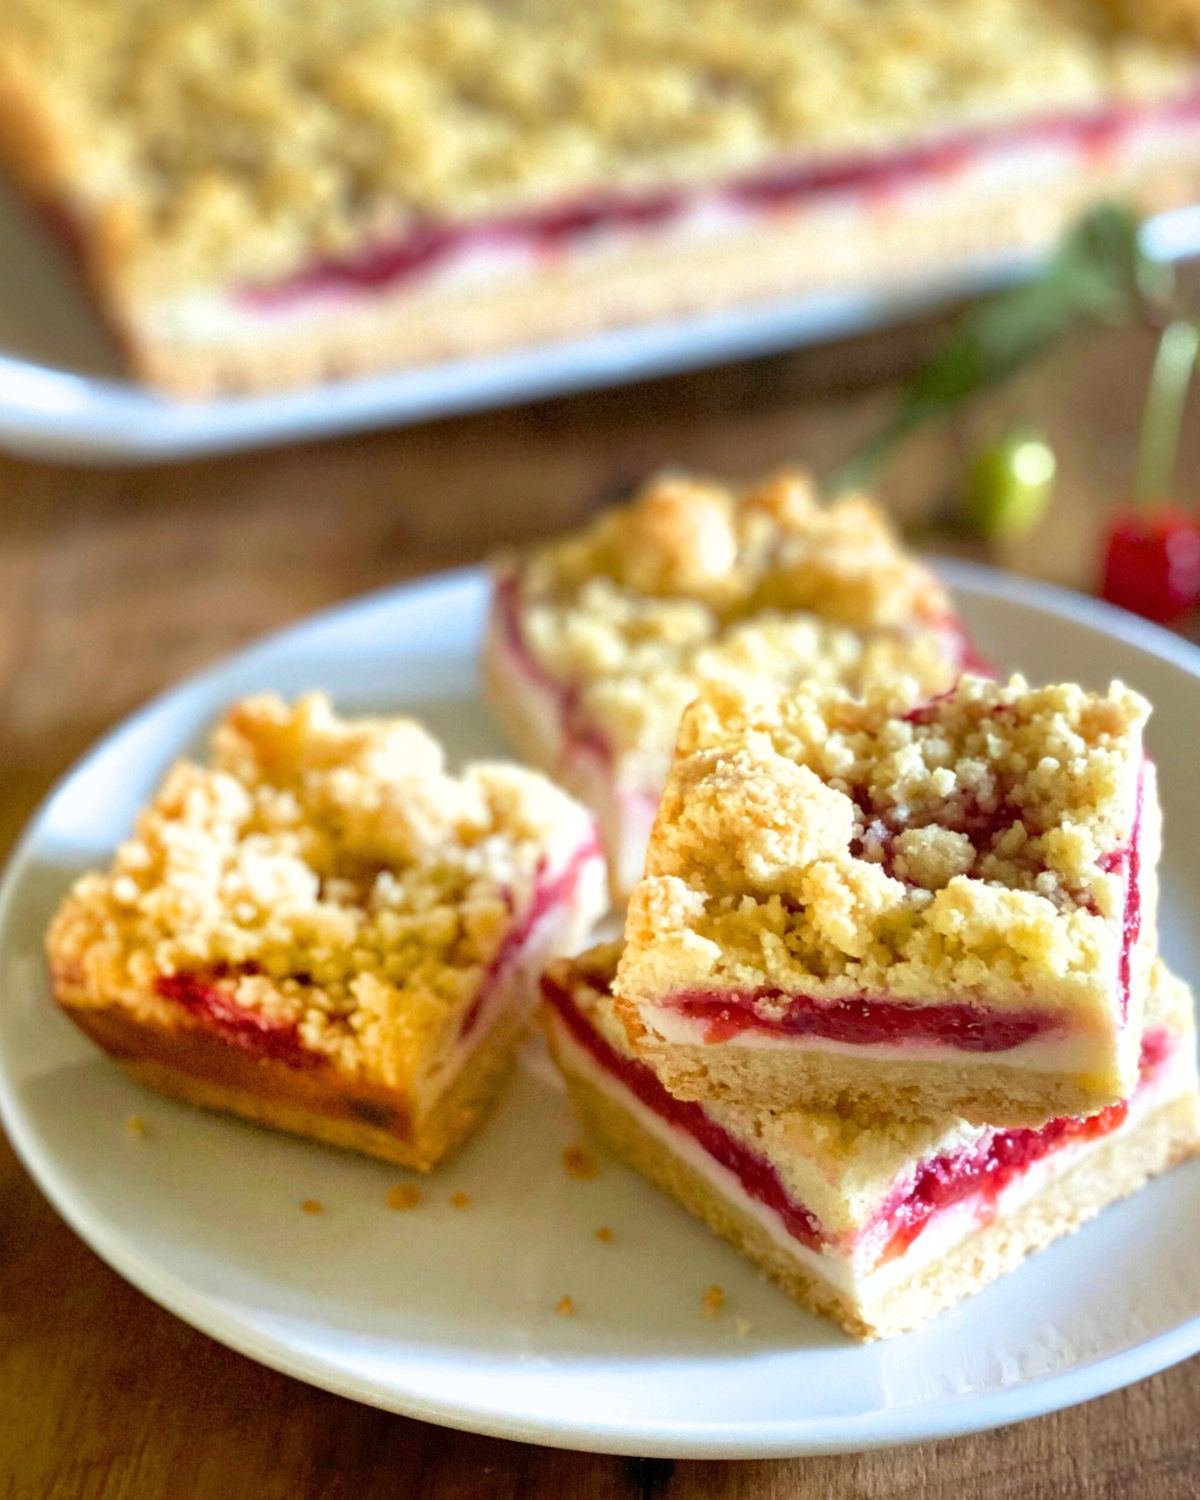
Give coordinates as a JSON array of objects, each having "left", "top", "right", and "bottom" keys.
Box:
[
  {"left": 2, "top": 63, "right": 1200, "bottom": 397},
  {"left": 549, "top": 1018, "right": 1200, "bottom": 1339},
  {"left": 56, "top": 983, "right": 530, "bottom": 1172}
]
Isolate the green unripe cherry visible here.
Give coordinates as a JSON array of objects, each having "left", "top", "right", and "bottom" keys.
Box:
[{"left": 963, "top": 432, "right": 1057, "bottom": 541}]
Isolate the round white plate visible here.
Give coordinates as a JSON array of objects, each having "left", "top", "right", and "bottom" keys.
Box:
[{"left": 2, "top": 562, "right": 1200, "bottom": 1459}]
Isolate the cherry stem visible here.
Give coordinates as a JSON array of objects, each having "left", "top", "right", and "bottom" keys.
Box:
[{"left": 1136, "top": 319, "right": 1200, "bottom": 506}]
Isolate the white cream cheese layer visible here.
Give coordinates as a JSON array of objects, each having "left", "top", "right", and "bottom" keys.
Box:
[
  {"left": 641, "top": 1007, "right": 1118, "bottom": 1074},
  {"left": 549, "top": 1005, "right": 1192, "bottom": 1309}
]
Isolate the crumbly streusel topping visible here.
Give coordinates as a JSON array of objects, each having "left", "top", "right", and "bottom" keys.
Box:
[
  {"left": 1, "top": 0, "right": 1194, "bottom": 292},
  {"left": 560, "top": 943, "right": 1189, "bottom": 1232},
  {"left": 618, "top": 674, "right": 1151, "bottom": 1011},
  {"left": 507, "top": 470, "right": 963, "bottom": 773},
  {"left": 47, "top": 693, "right": 596, "bottom": 1087}
]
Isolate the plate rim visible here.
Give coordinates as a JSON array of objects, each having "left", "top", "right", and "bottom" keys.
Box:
[{"left": 3, "top": 559, "right": 1200, "bottom": 1458}]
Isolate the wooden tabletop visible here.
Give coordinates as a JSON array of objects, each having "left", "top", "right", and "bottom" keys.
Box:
[{"left": 2, "top": 301, "right": 1199, "bottom": 1499}]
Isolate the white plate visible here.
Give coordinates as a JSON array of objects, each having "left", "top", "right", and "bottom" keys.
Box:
[
  {"left": 3, "top": 562, "right": 1200, "bottom": 1459},
  {"left": 5, "top": 176, "right": 1200, "bottom": 464}
]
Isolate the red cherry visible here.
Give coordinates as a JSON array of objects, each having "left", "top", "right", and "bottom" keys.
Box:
[{"left": 1101, "top": 505, "right": 1200, "bottom": 624}]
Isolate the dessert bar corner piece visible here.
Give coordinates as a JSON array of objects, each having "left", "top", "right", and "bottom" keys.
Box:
[
  {"left": 484, "top": 468, "right": 971, "bottom": 900},
  {"left": 543, "top": 944, "right": 1200, "bottom": 1340},
  {"left": 615, "top": 672, "right": 1160, "bottom": 1126},
  {"left": 46, "top": 693, "right": 607, "bottom": 1170}
]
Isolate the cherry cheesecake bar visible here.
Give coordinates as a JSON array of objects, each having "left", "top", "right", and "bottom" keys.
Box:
[
  {"left": 484, "top": 468, "right": 970, "bottom": 901},
  {"left": 46, "top": 693, "right": 606, "bottom": 1170},
  {"left": 545, "top": 943, "right": 1200, "bottom": 1339},
  {"left": 615, "top": 673, "right": 1159, "bottom": 1126},
  {"left": 3, "top": 1, "right": 1200, "bottom": 394}
]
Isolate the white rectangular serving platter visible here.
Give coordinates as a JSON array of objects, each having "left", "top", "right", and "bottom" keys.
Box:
[{"left": 4, "top": 179, "right": 1200, "bottom": 466}]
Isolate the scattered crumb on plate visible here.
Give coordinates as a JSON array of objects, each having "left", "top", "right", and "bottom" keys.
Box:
[
  {"left": 387, "top": 1184, "right": 421, "bottom": 1211},
  {"left": 555, "top": 1295, "right": 577, "bottom": 1316},
  {"left": 124, "top": 1115, "right": 147, "bottom": 1136},
  {"left": 451, "top": 1191, "right": 471, "bottom": 1209},
  {"left": 563, "top": 1144, "right": 600, "bottom": 1180},
  {"left": 300, "top": 1199, "right": 325, "bottom": 1215},
  {"left": 595, "top": 1226, "right": 615, "bottom": 1244},
  {"left": 701, "top": 1285, "right": 725, "bottom": 1317}
]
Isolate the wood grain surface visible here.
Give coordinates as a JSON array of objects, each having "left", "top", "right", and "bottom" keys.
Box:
[{"left": 2, "top": 304, "right": 1199, "bottom": 1499}]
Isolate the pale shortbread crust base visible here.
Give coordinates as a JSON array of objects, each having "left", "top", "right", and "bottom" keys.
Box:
[
  {"left": 556, "top": 1051, "right": 1200, "bottom": 1339},
  {"left": 633, "top": 1035, "right": 1136, "bottom": 1131},
  {"left": 62, "top": 992, "right": 531, "bottom": 1172},
  {"left": 22, "top": 139, "right": 1200, "bottom": 397}
]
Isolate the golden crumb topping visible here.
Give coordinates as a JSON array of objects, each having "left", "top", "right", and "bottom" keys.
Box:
[
  {"left": 506, "top": 470, "right": 963, "bottom": 775},
  {"left": 0, "top": 0, "right": 1192, "bottom": 292},
  {"left": 617, "top": 674, "right": 1152, "bottom": 1012},
  {"left": 46, "top": 693, "right": 597, "bottom": 1088}
]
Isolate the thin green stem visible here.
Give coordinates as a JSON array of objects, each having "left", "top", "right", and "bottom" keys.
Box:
[{"left": 1135, "top": 319, "right": 1200, "bottom": 505}]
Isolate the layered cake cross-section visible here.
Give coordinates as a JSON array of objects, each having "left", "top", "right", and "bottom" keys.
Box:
[
  {"left": 3, "top": 1, "right": 1200, "bottom": 393},
  {"left": 46, "top": 693, "right": 607, "bottom": 1169},
  {"left": 484, "top": 468, "right": 971, "bottom": 900},
  {"left": 545, "top": 943, "right": 1200, "bottom": 1339},
  {"left": 615, "top": 673, "right": 1159, "bottom": 1126}
]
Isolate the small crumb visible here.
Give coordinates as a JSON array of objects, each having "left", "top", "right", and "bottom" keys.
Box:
[
  {"left": 387, "top": 1184, "right": 421, "bottom": 1211},
  {"left": 555, "top": 1295, "right": 577, "bottom": 1317},
  {"left": 451, "top": 1191, "right": 471, "bottom": 1209},
  {"left": 300, "top": 1200, "right": 325, "bottom": 1216},
  {"left": 594, "top": 1226, "right": 614, "bottom": 1244},
  {"left": 701, "top": 1284, "right": 725, "bottom": 1318},
  {"left": 125, "top": 1115, "right": 147, "bottom": 1136},
  {"left": 735, "top": 1317, "right": 752, "bottom": 1338},
  {"left": 563, "top": 1144, "right": 600, "bottom": 1180}
]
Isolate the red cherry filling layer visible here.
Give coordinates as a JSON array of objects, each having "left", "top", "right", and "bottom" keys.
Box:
[
  {"left": 241, "top": 91, "right": 1200, "bottom": 307},
  {"left": 666, "top": 989, "right": 1054, "bottom": 1052},
  {"left": 156, "top": 833, "right": 601, "bottom": 1061},
  {"left": 1098, "top": 765, "right": 1146, "bottom": 1023},
  {"left": 542, "top": 970, "right": 826, "bottom": 1250},
  {"left": 546, "top": 969, "right": 1173, "bottom": 1270},
  {"left": 156, "top": 966, "right": 319, "bottom": 1069},
  {"left": 873, "top": 1025, "right": 1170, "bottom": 1264},
  {"left": 456, "top": 832, "right": 603, "bottom": 1040}
]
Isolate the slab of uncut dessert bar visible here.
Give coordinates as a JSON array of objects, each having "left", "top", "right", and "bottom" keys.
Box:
[
  {"left": 545, "top": 943, "right": 1200, "bottom": 1340},
  {"left": 3, "top": 2, "right": 1200, "bottom": 395},
  {"left": 45, "top": 694, "right": 606, "bottom": 1170},
  {"left": 484, "top": 469, "right": 972, "bottom": 901},
  {"left": 614, "top": 673, "right": 1160, "bottom": 1127}
]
